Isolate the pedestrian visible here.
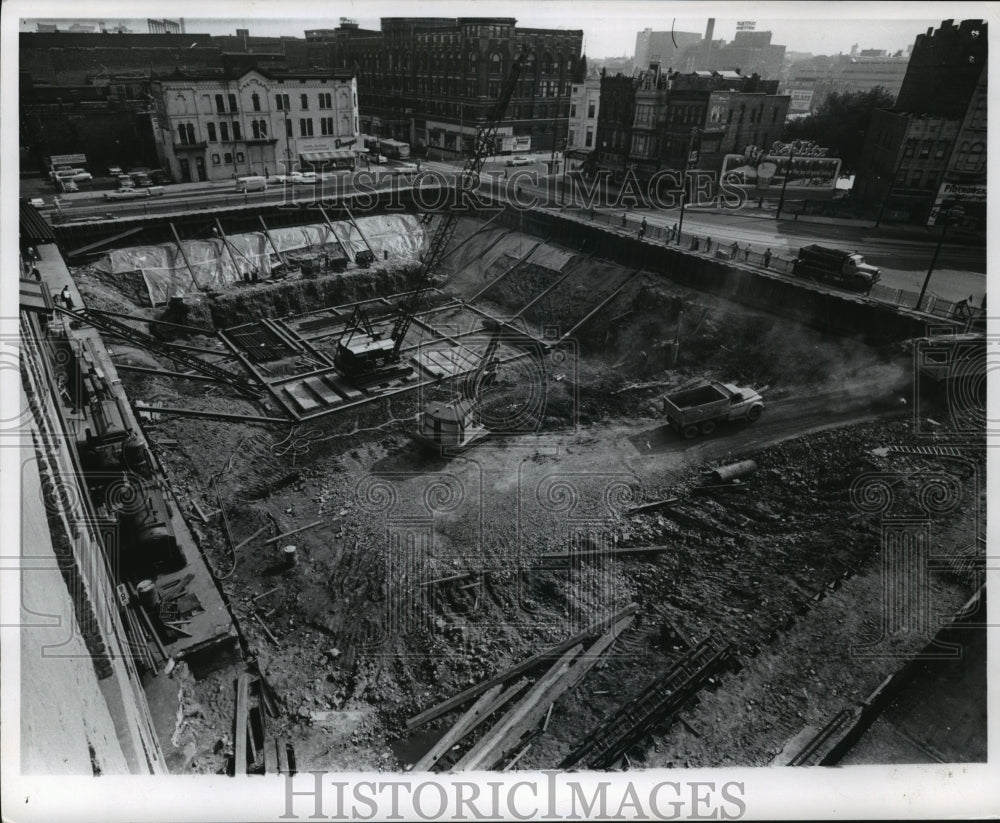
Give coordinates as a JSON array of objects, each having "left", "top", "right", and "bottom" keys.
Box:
[
  {"left": 744, "top": 245, "right": 751, "bottom": 262},
  {"left": 763, "top": 248, "right": 772, "bottom": 268},
  {"left": 31, "top": 266, "right": 42, "bottom": 281},
  {"left": 730, "top": 241, "right": 739, "bottom": 260},
  {"left": 621, "top": 212, "right": 627, "bottom": 227},
  {"left": 705, "top": 237, "right": 712, "bottom": 253},
  {"left": 641, "top": 216, "right": 648, "bottom": 233},
  {"left": 691, "top": 237, "right": 699, "bottom": 251},
  {"left": 60, "top": 285, "right": 74, "bottom": 310}
]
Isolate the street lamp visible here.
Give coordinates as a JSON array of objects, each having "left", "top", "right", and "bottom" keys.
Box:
[
  {"left": 916, "top": 204, "right": 965, "bottom": 312},
  {"left": 676, "top": 126, "right": 700, "bottom": 245}
]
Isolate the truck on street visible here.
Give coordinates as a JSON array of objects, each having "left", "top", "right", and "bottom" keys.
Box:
[
  {"left": 792, "top": 245, "right": 881, "bottom": 293},
  {"left": 663, "top": 381, "right": 764, "bottom": 439}
]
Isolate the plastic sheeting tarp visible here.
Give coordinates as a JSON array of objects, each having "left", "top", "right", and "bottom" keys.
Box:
[{"left": 94, "top": 214, "right": 425, "bottom": 306}]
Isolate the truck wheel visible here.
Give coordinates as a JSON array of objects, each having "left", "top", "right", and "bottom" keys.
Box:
[
  {"left": 699, "top": 420, "right": 716, "bottom": 435},
  {"left": 746, "top": 405, "right": 763, "bottom": 422},
  {"left": 682, "top": 425, "right": 699, "bottom": 440}
]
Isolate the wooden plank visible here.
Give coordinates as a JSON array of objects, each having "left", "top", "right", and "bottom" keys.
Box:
[
  {"left": 405, "top": 602, "right": 640, "bottom": 730},
  {"left": 534, "top": 545, "right": 672, "bottom": 563},
  {"left": 170, "top": 222, "right": 202, "bottom": 290},
  {"left": 263, "top": 737, "right": 279, "bottom": 774},
  {"left": 276, "top": 738, "right": 290, "bottom": 774},
  {"left": 283, "top": 381, "right": 321, "bottom": 412},
  {"left": 457, "top": 613, "right": 635, "bottom": 771},
  {"left": 234, "top": 674, "right": 249, "bottom": 776},
  {"left": 324, "top": 373, "right": 364, "bottom": 401},
  {"left": 263, "top": 520, "right": 323, "bottom": 546},
  {"left": 627, "top": 497, "right": 682, "bottom": 515},
  {"left": 67, "top": 225, "right": 144, "bottom": 258},
  {"left": 304, "top": 376, "right": 341, "bottom": 405},
  {"left": 411, "top": 684, "right": 504, "bottom": 772},
  {"left": 453, "top": 645, "right": 582, "bottom": 771}
]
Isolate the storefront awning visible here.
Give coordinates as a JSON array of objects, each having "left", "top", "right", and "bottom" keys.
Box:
[{"left": 299, "top": 149, "right": 357, "bottom": 163}]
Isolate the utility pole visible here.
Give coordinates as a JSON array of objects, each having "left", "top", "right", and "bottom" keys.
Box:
[
  {"left": 916, "top": 205, "right": 964, "bottom": 312},
  {"left": 676, "top": 126, "right": 699, "bottom": 245},
  {"left": 775, "top": 147, "right": 795, "bottom": 220}
]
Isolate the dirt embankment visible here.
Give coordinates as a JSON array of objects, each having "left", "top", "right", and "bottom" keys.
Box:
[{"left": 71, "top": 218, "right": 983, "bottom": 773}]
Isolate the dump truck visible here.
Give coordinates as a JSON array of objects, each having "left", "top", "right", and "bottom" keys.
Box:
[
  {"left": 663, "top": 381, "right": 764, "bottom": 439},
  {"left": 792, "top": 245, "right": 881, "bottom": 292}
]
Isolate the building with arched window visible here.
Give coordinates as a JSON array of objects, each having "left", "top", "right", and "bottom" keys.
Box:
[
  {"left": 150, "top": 67, "right": 359, "bottom": 182},
  {"left": 855, "top": 18, "right": 986, "bottom": 229}
]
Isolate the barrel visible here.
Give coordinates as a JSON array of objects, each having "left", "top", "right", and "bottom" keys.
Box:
[
  {"left": 136, "top": 579, "right": 159, "bottom": 609},
  {"left": 283, "top": 545, "right": 298, "bottom": 568}
]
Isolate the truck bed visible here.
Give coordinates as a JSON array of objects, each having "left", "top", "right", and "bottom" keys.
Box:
[{"left": 666, "top": 384, "right": 728, "bottom": 409}]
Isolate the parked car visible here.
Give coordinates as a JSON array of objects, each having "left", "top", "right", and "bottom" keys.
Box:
[
  {"left": 53, "top": 168, "right": 92, "bottom": 182},
  {"left": 29, "top": 197, "right": 46, "bottom": 208},
  {"left": 118, "top": 175, "right": 135, "bottom": 188},
  {"left": 149, "top": 170, "right": 173, "bottom": 185},
  {"left": 104, "top": 187, "right": 145, "bottom": 200},
  {"left": 506, "top": 156, "right": 533, "bottom": 166},
  {"left": 392, "top": 162, "right": 419, "bottom": 174},
  {"left": 108, "top": 165, "right": 124, "bottom": 176},
  {"left": 60, "top": 180, "right": 79, "bottom": 193}
]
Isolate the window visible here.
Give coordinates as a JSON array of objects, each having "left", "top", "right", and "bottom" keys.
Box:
[
  {"left": 286, "top": 119, "right": 293, "bottom": 137},
  {"left": 212, "top": 153, "right": 221, "bottom": 165},
  {"left": 908, "top": 170, "right": 923, "bottom": 188},
  {"left": 918, "top": 140, "right": 931, "bottom": 159},
  {"left": 903, "top": 141, "right": 915, "bottom": 157},
  {"left": 220, "top": 122, "right": 229, "bottom": 141},
  {"left": 570, "top": 103, "right": 577, "bottom": 118},
  {"left": 300, "top": 118, "right": 314, "bottom": 136},
  {"left": 568, "top": 128, "right": 576, "bottom": 146},
  {"left": 319, "top": 92, "right": 332, "bottom": 108},
  {"left": 587, "top": 102, "right": 595, "bottom": 119},
  {"left": 224, "top": 152, "right": 233, "bottom": 164},
  {"left": 215, "top": 94, "right": 225, "bottom": 113},
  {"left": 320, "top": 116, "right": 334, "bottom": 135},
  {"left": 259, "top": 120, "right": 267, "bottom": 137},
  {"left": 232, "top": 121, "right": 242, "bottom": 140},
  {"left": 252, "top": 93, "right": 260, "bottom": 111},
  {"left": 252, "top": 121, "right": 261, "bottom": 139},
  {"left": 276, "top": 93, "right": 289, "bottom": 110},
  {"left": 207, "top": 122, "right": 217, "bottom": 142},
  {"left": 177, "top": 125, "right": 188, "bottom": 145},
  {"left": 585, "top": 126, "right": 593, "bottom": 147},
  {"left": 228, "top": 94, "right": 238, "bottom": 112},
  {"left": 300, "top": 93, "right": 309, "bottom": 109},
  {"left": 185, "top": 123, "right": 196, "bottom": 144},
  {"left": 236, "top": 152, "right": 244, "bottom": 162}
]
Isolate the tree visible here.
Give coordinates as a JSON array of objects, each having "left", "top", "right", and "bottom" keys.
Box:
[{"left": 782, "top": 86, "right": 896, "bottom": 173}]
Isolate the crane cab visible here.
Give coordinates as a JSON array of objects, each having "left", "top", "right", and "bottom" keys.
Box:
[
  {"left": 415, "top": 397, "right": 489, "bottom": 450},
  {"left": 334, "top": 333, "right": 397, "bottom": 378}
]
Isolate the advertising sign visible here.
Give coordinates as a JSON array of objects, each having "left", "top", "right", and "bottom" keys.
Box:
[
  {"left": 50, "top": 153, "right": 87, "bottom": 168},
  {"left": 721, "top": 152, "right": 842, "bottom": 191},
  {"left": 501, "top": 135, "right": 532, "bottom": 153},
  {"left": 927, "top": 182, "right": 986, "bottom": 227}
]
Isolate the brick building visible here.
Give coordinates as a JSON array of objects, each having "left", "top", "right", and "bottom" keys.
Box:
[
  {"left": 855, "top": 19, "right": 987, "bottom": 229},
  {"left": 306, "top": 17, "right": 584, "bottom": 158},
  {"left": 566, "top": 76, "right": 601, "bottom": 154},
  {"left": 149, "top": 67, "right": 359, "bottom": 183},
  {"left": 592, "top": 67, "right": 789, "bottom": 181}
]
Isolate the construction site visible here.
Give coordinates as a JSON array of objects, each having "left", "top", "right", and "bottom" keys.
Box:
[{"left": 16, "top": 56, "right": 986, "bottom": 782}]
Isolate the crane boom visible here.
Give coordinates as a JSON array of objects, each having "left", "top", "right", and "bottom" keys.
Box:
[
  {"left": 388, "top": 50, "right": 527, "bottom": 351},
  {"left": 335, "top": 50, "right": 526, "bottom": 381}
]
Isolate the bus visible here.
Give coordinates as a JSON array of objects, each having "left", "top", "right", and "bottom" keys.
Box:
[{"left": 366, "top": 138, "right": 410, "bottom": 161}]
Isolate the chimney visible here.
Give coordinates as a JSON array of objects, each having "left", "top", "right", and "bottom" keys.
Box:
[
  {"left": 705, "top": 18, "right": 715, "bottom": 42},
  {"left": 703, "top": 18, "right": 715, "bottom": 66}
]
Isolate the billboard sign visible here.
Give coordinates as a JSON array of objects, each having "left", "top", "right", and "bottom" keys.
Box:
[
  {"left": 501, "top": 135, "right": 531, "bottom": 152},
  {"left": 721, "top": 152, "right": 842, "bottom": 192},
  {"left": 50, "top": 153, "right": 87, "bottom": 168},
  {"left": 927, "top": 182, "right": 986, "bottom": 227}
]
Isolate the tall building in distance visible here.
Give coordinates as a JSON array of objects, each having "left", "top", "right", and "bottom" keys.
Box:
[
  {"left": 634, "top": 27, "right": 702, "bottom": 73},
  {"left": 895, "top": 18, "right": 988, "bottom": 117},
  {"left": 783, "top": 51, "right": 910, "bottom": 116}
]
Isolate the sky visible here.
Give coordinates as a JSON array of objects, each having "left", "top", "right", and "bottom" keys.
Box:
[{"left": 18, "top": 1, "right": 977, "bottom": 59}]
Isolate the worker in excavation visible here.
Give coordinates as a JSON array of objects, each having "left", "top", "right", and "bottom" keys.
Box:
[{"left": 60, "top": 285, "right": 74, "bottom": 310}]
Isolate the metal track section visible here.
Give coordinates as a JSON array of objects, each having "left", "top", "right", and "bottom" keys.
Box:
[{"left": 560, "top": 637, "right": 733, "bottom": 770}]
